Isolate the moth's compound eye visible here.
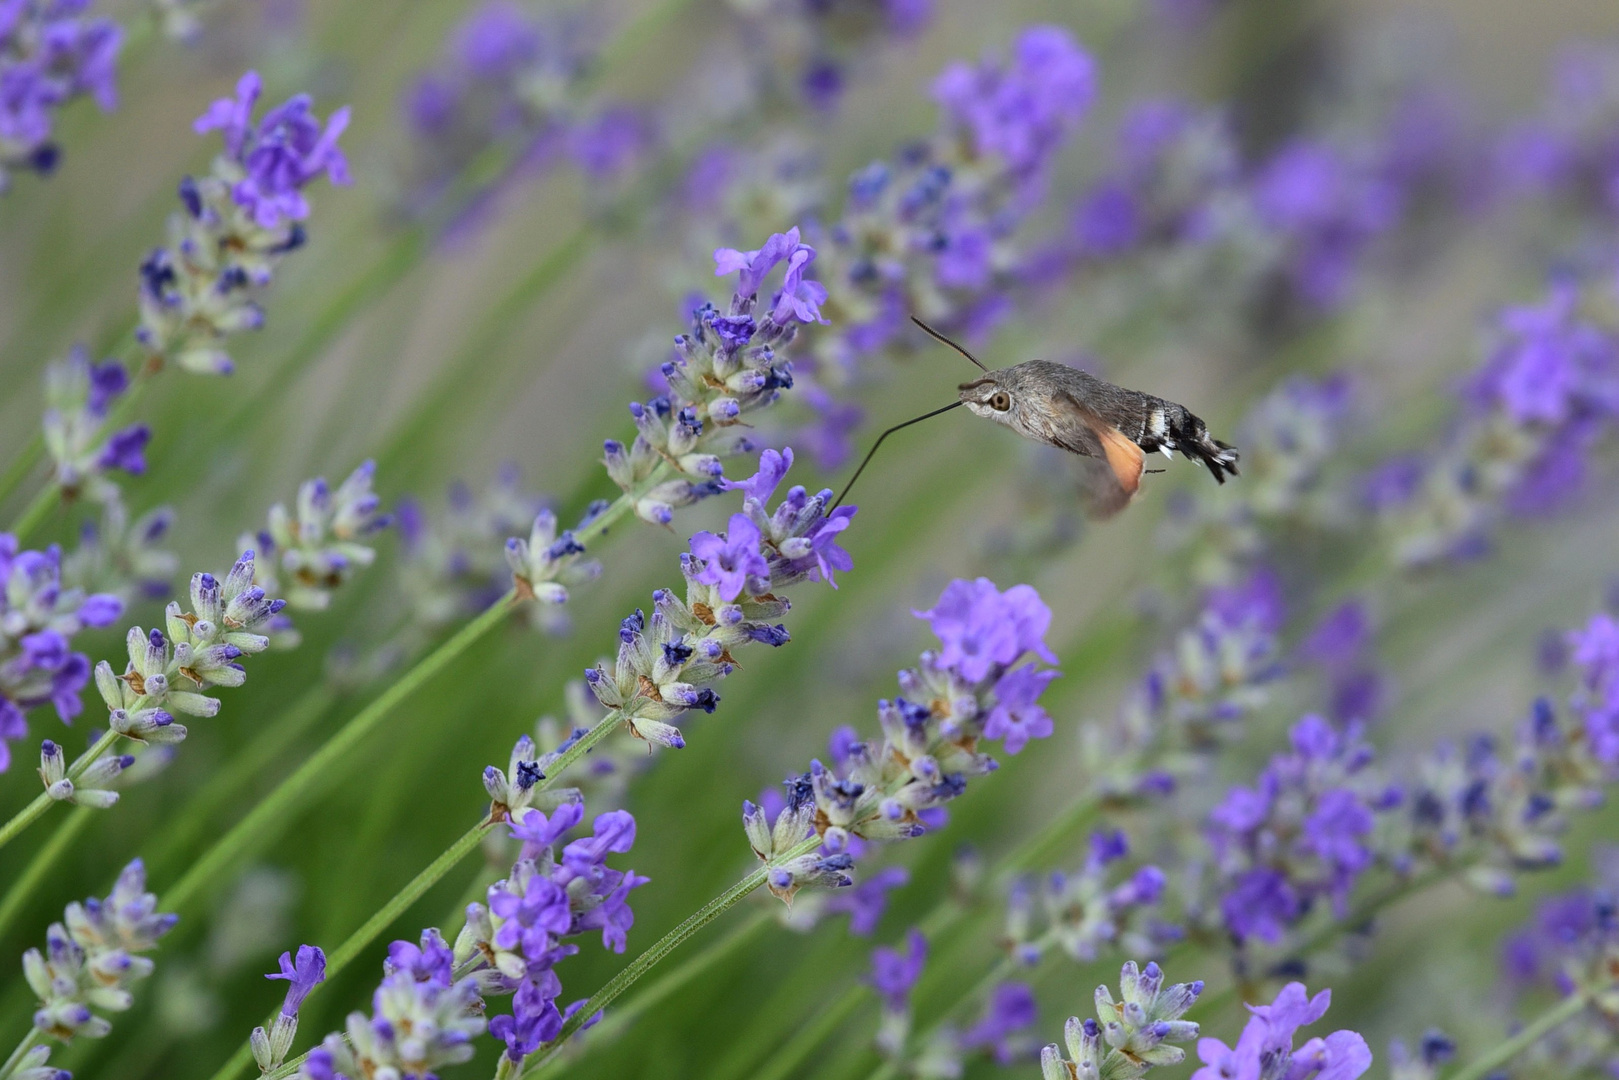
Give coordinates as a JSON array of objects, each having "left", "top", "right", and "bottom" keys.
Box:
[{"left": 989, "top": 391, "right": 1012, "bottom": 412}]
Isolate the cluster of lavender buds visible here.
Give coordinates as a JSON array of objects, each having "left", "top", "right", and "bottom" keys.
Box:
[
  {"left": 723, "top": 0, "right": 933, "bottom": 112},
  {"left": 22, "top": 860, "right": 176, "bottom": 1045},
  {"left": 869, "top": 928, "right": 927, "bottom": 1057},
  {"left": 137, "top": 70, "right": 350, "bottom": 376},
  {"left": 401, "top": 1, "right": 650, "bottom": 215},
  {"left": 744, "top": 576, "right": 1060, "bottom": 902},
  {"left": 608, "top": 230, "right": 823, "bottom": 525},
  {"left": 40, "top": 346, "right": 150, "bottom": 503},
  {"left": 1079, "top": 571, "right": 1286, "bottom": 799},
  {"left": 503, "top": 504, "right": 605, "bottom": 633},
  {"left": 0, "top": 0, "right": 120, "bottom": 190},
  {"left": 240, "top": 461, "right": 391, "bottom": 612},
  {"left": 1393, "top": 611, "right": 1619, "bottom": 896},
  {"left": 0, "top": 535, "right": 121, "bottom": 772},
  {"left": 1004, "top": 830, "right": 1176, "bottom": 967},
  {"left": 39, "top": 551, "right": 283, "bottom": 807},
  {"left": 393, "top": 465, "right": 548, "bottom": 631},
  {"left": 1369, "top": 275, "right": 1619, "bottom": 567},
  {"left": 1039, "top": 961, "right": 1201, "bottom": 1080},
  {"left": 1188, "top": 981, "right": 1371, "bottom": 1080},
  {"left": 589, "top": 448, "right": 852, "bottom": 750},
  {"left": 60, "top": 495, "right": 178, "bottom": 604},
  {"left": 1161, "top": 375, "right": 1356, "bottom": 583},
  {"left": 806, "top": 25, "right": 1095, "bottom": 381},
  {"left": 1201, "top": 714, "right": 1397, "bottom": 947}
]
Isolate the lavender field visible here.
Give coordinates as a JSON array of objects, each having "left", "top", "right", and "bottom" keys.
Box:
[{"left": 2, "top": 1, "right": 1619, "bottom": 1079}]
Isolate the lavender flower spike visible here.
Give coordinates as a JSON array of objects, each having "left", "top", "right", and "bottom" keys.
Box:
[
  {"left": 138, "top": 71, "right": 351, "bottom": 376},
  {"left": 609, "top": 229, "right": 821, "bottom": 525},
  {"left": 0, "top": 0, "right": 121, "bottom": 190},
  {"left": 23, "top": 859, "right": 176, "bottom": 1044}
]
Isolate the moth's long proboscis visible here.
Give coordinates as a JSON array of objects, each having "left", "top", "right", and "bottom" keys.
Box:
[{"left": 830, "top": 401, "right": 965, "bottom": 510}]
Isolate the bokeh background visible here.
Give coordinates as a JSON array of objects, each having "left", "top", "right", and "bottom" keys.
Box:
[{"left": 3, "top": 0, "right": 1619, "bottom": 1077}]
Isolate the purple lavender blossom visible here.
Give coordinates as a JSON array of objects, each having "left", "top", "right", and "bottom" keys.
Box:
[
  {"left": 0, "top": 0, "right": 121, "bottom": 188},
  {"left": 1252, "top": 139, "right": 1403, "bottom": 309},
  {"left": 688, "top": 514, "right": 771, "bottom": 602},
  {"left": 916, "top": 577, "right": 1057, "bottom": 684},
  {"left": 1469, "top": 282, "right": 1619, "bottom": 429},
  {"left": 195, "top": 70, "right": 351, "bottom": 229},
  {"left": 1206, "top": 715, "right": 1389, "bottom": 943},
  {"left": 985, "top": 663, "right": 1058, "bottom": 754},
  {"left": 1570, "top": 613, "right": 1619, "bottom": 767},
  {"left": 932, "top": 26, "right": 1096, "bottom": 199},
  {"left": 824, "top": 866, "right": 910, "bottom": 936},
  {"left": 868, "top": 927, "right": 927, "bottom": 1012},
  {"left": 961, "top": 982, "right": 1040, "bottom": 1064},
  {"left": 265, "top": 944, "right": 325, "bottom": 1018},
  {"left": 1191, "top": 983, "right": 1371, "bottom": 1080}
]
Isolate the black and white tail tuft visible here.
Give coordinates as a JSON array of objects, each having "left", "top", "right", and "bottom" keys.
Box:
[{"left": 1168, "top": 407, "right": 1239, "bottom": 484}]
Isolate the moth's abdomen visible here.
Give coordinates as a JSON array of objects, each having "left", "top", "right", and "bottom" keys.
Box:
[{"left": 1137, "top": 400, "right": 1240, "bottom": 484}]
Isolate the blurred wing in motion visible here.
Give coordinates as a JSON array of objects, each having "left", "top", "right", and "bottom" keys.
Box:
[{"left": 1050, "top": 392, "right": 1144, "bottom": 519}]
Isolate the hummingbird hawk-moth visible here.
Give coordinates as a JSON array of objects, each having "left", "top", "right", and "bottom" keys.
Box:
[{"left": 833, "top": 319, "right": 1239, "bottom": 518}]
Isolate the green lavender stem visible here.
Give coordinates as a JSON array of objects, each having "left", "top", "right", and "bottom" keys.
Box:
[
  {"left": 0, "top": 1030, "right": 41, "bottom": 1080},
  {"left": 203, "top": 699, "right": 634, "bottom": 1080},
  {"left": 0, "top": 805, "right": 94, "bottom": 943},
  {"left": 144, "top": 686, "right": 338, "bottom": 876},
  {"left": 527, "top": 910, "right": 775, "bottom": 1079},
  {"left": 746, "top": 794, "right": 1104, "bottom": 1080},
  {"left": 514, "top": 836, "right": 825, "bottom": 1079},
  {"left": 1448, "top": 986, "right": 1602, "bottom": 1080},
  {"left": 161, "top": 473, "right": 654, "bottom": 914},
  {"left": 0, "top": 729, "right": 121, "bottom": 852},
  {"left": 158, "top": 595, "right": 518, "bottom": 913},
  {"left": 206, "top": 818, "right": 503, "bottom": 1080}
]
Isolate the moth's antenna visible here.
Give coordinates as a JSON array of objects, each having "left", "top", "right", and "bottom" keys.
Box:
[
  {"left": 831, "top": 401, "right": 964, "bottom": 510},
  {"left": 911, "top": 316, "right": 989, "bottom": 373}
]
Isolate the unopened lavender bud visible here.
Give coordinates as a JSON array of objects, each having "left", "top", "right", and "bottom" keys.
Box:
[{"left": 742, "top": 800, "right": 773, "bottom": 858}]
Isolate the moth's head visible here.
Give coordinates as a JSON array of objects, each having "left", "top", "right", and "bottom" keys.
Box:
[{"left": 959, "top": 367, "right": 1042, "bottom": 432}]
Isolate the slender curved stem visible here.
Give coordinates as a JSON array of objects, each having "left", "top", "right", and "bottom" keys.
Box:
[
  {"left": 160, "top": 594, "right": 517, "bottom": 913},
  {"left": 0, "top": 1029, "right": 42, "bottom": 1080},
  {"left": 528, "top": 909, "right": 775, "bottom": 1079},
  {"left": 516, "top": 837, "right": 823, "bottom": 1079},
  {"left": 1447, "top": 985, "right": 1601, "bottom": 1080},
  {"left": 747, "top": 794, "right": 1103, "bottom": 1080},
  {"left": 207, "top": 818, "right": 501, "bottom": 1080},
  {"left": 9, "top": 483, "right": 59, "bottom": 543},
  {"left": 0, "top": 729, "right": 121, "bottom": 852},
  {"left": 0, "top": 805, "right": 94, "bottom": 943},
  {"left": 143, "top": 686, "right": 337, "bottom": 877}
]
